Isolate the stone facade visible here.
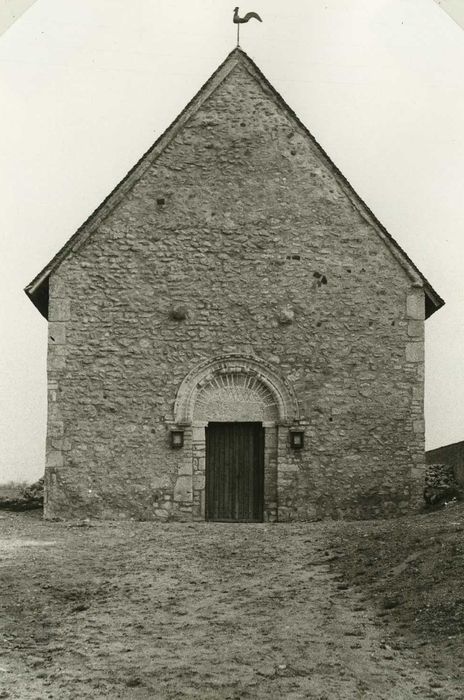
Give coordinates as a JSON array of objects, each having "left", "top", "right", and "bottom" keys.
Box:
[{"left": 27, "top": 48, "right": 443, "bottom": 521}]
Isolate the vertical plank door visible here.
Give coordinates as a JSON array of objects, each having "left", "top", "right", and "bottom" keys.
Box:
[{"left": 205, "top": 422, "right": 264, "bottom": 522}]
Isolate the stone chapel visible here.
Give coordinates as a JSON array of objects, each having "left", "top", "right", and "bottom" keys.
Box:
[{"left": 26, "top": 48, "right": 443, "bottom": 522}]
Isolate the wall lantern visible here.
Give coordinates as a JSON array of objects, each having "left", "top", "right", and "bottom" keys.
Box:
[
  {"left": 289, "top": 428, "right": 305, "bottom": 450},
  {"left": 170, "top": 428, "right": 184, "bottom": 449}
]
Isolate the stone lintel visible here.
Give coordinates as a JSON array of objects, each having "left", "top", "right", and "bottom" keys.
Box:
[
  {"left": 48, "top": 321, "right": 66, "bottom": 345},
  {"left": 49, "top": 298, "right": 71, "bottom": 322},
  {"left": 46, "top": 450, "right": 63, "bottom": 468},
  {"left": 406, "top": 290, "right": 425, "bottom": 320},
  {"left": 407, "top": 320, "right": 423, "bottom": 337},
  {"left": 405, "top": 343, "right": 424, "bottom": 363}
]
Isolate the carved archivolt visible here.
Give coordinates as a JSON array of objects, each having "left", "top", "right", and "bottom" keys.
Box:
[{"left": 174, "top": 355, "right": 299, "bottom": 425}]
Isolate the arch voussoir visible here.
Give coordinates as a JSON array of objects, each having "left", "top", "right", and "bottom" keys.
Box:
[{"left": 173, "top": 354, "right": 299, "bottom": 425}]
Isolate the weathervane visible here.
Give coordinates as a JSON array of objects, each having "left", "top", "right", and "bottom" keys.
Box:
[{"left": 233, "top": 7, "right": 262, "bottom": 47}]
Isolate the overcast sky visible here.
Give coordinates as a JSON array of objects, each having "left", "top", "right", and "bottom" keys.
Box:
[
  {"left": 433, "top": 0, "right": 464, "bottom": 29},
  {"left": 0, "top": 0, "right": 37, "bottom": 36},
  {"left": 1, "top": 0, "right": 464, "bottom": 483}
]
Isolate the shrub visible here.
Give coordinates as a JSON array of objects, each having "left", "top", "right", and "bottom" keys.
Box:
[{"left": 0, "top": 477, "right": 44, "bottom": 511}]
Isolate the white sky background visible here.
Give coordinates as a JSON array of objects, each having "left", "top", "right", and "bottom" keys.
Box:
[
  {"left": 0, "top": 0, "right": 38, "bottom": 35},
  {"left": 1, "top": 0, "right": 464, "bottom": 483},
  {"left": 433, "top": 0, "right": 464, "bottom": 28}
]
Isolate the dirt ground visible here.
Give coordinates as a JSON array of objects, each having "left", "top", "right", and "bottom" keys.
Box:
[{"left": 0, "top": 509, "right": 463, "bottom": 699}]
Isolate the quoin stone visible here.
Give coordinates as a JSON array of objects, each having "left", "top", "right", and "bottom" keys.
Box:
[{"left": 25, "top": 48, "right": 444, "bottom": 522}]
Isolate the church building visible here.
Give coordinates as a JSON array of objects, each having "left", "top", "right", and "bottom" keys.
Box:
[{"left": 25, "top": 48, "right": 443, "bottom": 522}]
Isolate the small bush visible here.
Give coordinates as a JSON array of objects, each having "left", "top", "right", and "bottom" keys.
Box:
[{"left": 0, "top": 477, "right": 43, "bottom": 511}]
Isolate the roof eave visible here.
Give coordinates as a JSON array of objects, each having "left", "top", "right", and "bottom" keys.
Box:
[
  {"left": 25, "top": 275, "right": 49, "bottom": 319},
  {"left": 424, "top": 285, "right": 445, "bottom": 319}
]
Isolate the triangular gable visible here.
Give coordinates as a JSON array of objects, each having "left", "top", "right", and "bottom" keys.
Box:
[{"left": 25, "top": 47, "right": 444, "bottom": 319}]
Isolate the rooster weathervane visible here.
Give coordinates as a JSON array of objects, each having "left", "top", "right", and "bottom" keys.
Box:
[{"left": 233, "top": 7, "right": 262, "bottom": 47}]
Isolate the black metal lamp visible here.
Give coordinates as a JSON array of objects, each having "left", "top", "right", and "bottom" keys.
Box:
[
  {"left": 289, "top": 428, "right": 304, "bottom": 449},
  {"left": 170, "top": 428, "right": 184, "bottom": 449}
]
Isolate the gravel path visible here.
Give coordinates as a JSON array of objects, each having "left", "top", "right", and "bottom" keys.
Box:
[{"left": 0, "top": 512, "right": 461, "bottom": 699}]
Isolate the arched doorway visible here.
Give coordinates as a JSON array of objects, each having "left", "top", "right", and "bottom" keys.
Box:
[{"left": 173, "top": 355, "right": 299, "bottom": 522}]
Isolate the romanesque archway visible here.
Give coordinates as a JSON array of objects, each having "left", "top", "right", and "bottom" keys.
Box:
[
  {"left": 172, "top": 355, "right": 299, "bottom": 522},
  {"left": 174, "top": 354, "right": 299, "bottom": 426}
]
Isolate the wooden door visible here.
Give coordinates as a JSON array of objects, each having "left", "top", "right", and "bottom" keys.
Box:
[{"left": 205, "top": 422, "right": 264, "bottom": 522}]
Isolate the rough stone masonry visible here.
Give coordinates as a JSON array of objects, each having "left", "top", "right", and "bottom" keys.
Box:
[{"left": 25, "top": 48, "right": 443, "bottom": 522}]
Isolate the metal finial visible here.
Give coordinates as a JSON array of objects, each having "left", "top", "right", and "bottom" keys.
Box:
[{"left": 233, "top": 7, "right": 263, "bottom": 47}]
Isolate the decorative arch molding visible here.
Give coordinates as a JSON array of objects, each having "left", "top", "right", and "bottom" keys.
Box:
[{"left": 174, "top": 354, "right": 299, "bottom": 425}]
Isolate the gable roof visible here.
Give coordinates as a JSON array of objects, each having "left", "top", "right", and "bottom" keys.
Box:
[{"left": 25, "top": 47, "right": 444, "bottom": 320}]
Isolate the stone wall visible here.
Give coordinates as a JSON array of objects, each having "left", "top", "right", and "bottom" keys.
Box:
[
  {"left": 44, "top": 54, "right": 426, "bottom": 521},
  {"left": 424, "top": 463, "right": 460, "bottom": 505},
  {"left": 426, "top": 441, "right": 464, "bottom": 486}
]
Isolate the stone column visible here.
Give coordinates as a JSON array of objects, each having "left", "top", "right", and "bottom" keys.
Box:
[
  {"left": 44, "top": 278, "right": 70, "bottom": 518},
  {"left": 173, "top": 426, "right": 194, "bottom": 518},
  {"left": 263, "top": 425, "right": 278, "bottom": 521},
  {"left": 191, "top": 425, "right": 206, "bottom": 520},
  {"left": 406, "top": 287, "right": 426, "bottom": 508}
]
